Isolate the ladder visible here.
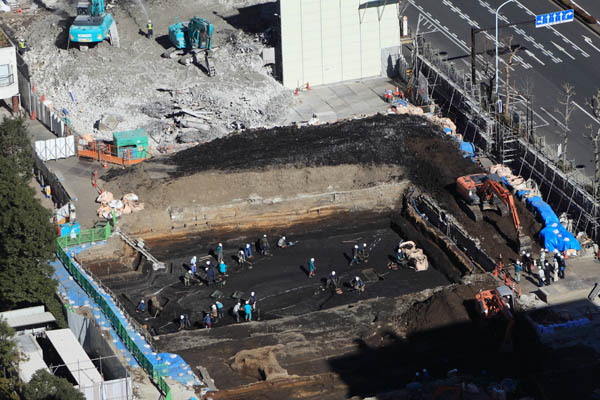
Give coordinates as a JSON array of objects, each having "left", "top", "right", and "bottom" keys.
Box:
[{"left": 115, "top": 230, "right": 166, "bottom": 270}]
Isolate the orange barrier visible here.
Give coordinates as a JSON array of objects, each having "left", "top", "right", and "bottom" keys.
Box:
[{"left": 78, "top": 141, "right": 150, "bottom": 166}]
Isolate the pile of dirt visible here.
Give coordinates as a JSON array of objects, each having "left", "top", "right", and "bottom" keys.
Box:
[
  {"left": 403, "top": 284, "right": 479, "bottom": 334},
  {"left": 105, "top": 114, "right": 462, "bottom": 179}
]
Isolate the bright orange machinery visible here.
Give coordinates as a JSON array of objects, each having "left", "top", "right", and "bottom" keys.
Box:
[{"left": 456, "top": 173, "right": 532, "bottom": 252}]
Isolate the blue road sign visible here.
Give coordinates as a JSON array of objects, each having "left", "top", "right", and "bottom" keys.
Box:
[{"left": 536, "top": 9, "right": 574, "bottom": 28}]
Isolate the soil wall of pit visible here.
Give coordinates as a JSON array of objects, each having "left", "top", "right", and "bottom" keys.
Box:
[{"left": 106, "top": 164, "right": 408, "bottom": 237}]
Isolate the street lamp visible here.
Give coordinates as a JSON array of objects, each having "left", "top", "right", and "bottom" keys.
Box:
[{"left": 495, "top": 0, "right": 516, "bottom": 94}]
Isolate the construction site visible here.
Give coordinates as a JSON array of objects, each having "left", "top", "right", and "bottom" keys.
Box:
[{"left": 2, "top": 0, "right": 600, "bottom": 399}]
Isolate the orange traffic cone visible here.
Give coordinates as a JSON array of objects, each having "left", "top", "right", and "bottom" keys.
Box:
[
  {"left": 41, "top": 95, "right": 45, "bottom": 103},
  {"left": 31, "top": 110, "right": 35, "bottom": 120},
  {"left": 518, "top": 287, "right": 522, "bottom": 297},
  {"left": 295, "top": 88, "right": 299, "bottom": 96},
  {"left": 493, "top": 266, "right": 498, "bottom": 277},
  {"left": 498, "top": 261, "right": 503, "bottom": 271},
  {"left": 506, "top": 274, "right": 511, "bottom": 287},
  {"left": 306, "top": 82, "right": 310, "bottom": 90}
]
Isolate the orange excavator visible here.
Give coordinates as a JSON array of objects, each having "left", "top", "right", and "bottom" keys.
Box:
[
  {"left": 475, "top": 286, "right": 515, "bottom": 351},
  {"left": 456, "top": 173, "right": 532, "bottom": 253}
]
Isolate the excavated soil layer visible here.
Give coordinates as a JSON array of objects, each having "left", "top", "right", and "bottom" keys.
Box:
[{"left": 104, "top": 114, "right": 542, "bottom": 260}]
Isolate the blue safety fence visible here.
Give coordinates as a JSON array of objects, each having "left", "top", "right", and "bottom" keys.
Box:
[{"left": 56, "top": 232, "right": 203, "bottom": 399}]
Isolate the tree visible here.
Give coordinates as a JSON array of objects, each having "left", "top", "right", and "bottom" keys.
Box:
[
  {"left": 0, "top": 156, "right": 58, "bottom": 314},
  {"left": 554, "top": 82, "right": 576, "bottom": 170},
  {"left": 502, "top": 36, "right": 522, "bottom": 123},
  {"left": 0, "top": 117, "right": 33, "bottom": 179},
  {"left": 0, "top": 319, "right": 21, "bottom": 400},
  {"left": 22, "top": 370, "right": 85, "bottom": 400}
]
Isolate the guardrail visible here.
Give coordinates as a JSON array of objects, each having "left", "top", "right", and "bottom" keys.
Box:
[{"left": 55, "top": 228, "right": 172, "bottom": 400}]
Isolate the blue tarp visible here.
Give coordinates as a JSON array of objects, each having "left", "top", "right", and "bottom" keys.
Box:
[
  {"left": 459, "top": 141, "right": 475, "bottom": 158},
  {"left": 539, "top": 223, "right": 582, "bottom": 253},
  {"left": 524, "top": 196, "right": 581, "bottom": 252},
  {"left": 526, "top": 196, "right": 560, "bottom": 225}
]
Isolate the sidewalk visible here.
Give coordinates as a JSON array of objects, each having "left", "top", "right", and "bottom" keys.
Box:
[{"left": 285, "top": 76, "right": 402, "bottom": 124}]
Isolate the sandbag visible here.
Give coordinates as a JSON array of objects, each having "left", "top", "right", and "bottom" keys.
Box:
[{"left": 96, "top": 191, "right": 114, "bottom": 204}]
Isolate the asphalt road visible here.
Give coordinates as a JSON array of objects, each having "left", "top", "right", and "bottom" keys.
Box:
[
  {"left": 573, "top": 0, "right": 600, "bottom": 23},
  {"left": 404, "top": 0, "right": 600, "bottom": 176}
]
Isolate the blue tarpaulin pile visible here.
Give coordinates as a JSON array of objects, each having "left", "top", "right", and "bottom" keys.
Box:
[{"left": 526, "top": 196, "right": 581, "bottom": 252}]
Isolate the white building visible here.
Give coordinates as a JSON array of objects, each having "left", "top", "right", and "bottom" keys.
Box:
[
  {"left": 0, "top": 28, "right": 19, "bottom": 107},
  {"left": 280, "top": 0, "right": 402, "bottom": 89}
]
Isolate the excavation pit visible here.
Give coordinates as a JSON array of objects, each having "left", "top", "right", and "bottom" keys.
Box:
[{"left": 79, "top": 212, "right": 455, "bottom": 336}]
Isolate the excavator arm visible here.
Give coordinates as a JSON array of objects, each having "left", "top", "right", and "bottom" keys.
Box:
[{"left": 479, "top": 179, "right": 531, "bottom": 252}]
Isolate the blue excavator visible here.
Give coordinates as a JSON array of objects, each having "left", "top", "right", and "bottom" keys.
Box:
[
  {"left": 68, "top": 0, "right": 119, "bottom": 49},
  {"left": 162, "top": 17, "right": 215, "bottom": 77}
]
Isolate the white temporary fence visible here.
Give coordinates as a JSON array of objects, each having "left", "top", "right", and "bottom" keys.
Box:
[
  {"left": 78, "top": 377, "right": 133, "bottom": 400},
  {"left": 35, "top": 135, "right": 76, "bottom": 161}
]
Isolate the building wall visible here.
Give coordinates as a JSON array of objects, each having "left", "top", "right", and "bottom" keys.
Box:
[
  {"left": 0, "top": 45, "right": 19, "bottom": 99},
  {"left": 280, "top": 0, "right": 400, "bottom": 89}
]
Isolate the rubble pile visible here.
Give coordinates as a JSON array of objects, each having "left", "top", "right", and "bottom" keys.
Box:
[{"left": 12, "top": 0, "right": 291, "bottom": 152}]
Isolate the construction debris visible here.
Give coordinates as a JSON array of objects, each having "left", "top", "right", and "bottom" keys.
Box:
[{"left": 10, "top": 0, "right": 292, "bottom": 151}]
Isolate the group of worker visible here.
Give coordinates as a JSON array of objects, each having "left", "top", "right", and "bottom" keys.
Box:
[
  {"left": 349, "top": 243, "right": 370, "bottom": 266},
  {"left": 138, "top": 234, "right": 378, "bottom": 331},
  {"left": 184, "top": 251, "right": 228, "bottom": 287},
  {"left": 383, "top": 86, "right": 404, "bottom": 103},
  {"left": 512, "top": 249, "right": 567, "bottom": 287}
]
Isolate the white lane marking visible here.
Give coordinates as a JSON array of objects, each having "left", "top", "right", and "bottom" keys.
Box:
[
  {"left": 573, "top": 102, "right": 600, "bottom": 125},
  {"left": 583, "top": 36, "right": 600, "bottom": 53},
  {"left": 551, "top": 41, "right": 576, "bottom": 60},
  {"left": 540, "top": 106, "right": 570, "bottom": 131},
  {"left": 525, "top": 49, "right": 545, "bottom": 65}
]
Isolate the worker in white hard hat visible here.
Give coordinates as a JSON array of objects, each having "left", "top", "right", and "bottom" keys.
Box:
[
  {"left": 351, "top": 276, "right": 364, "bottom": 293},
  {"left": 259, "top": 234, "right": 270, "bottom": 255},
  {"left": 349, "top": 245, "right": 360, "bottom": 266},
  {"left": 244, "top": 243, "right": 253, "bottom": 258},
  {"left": 327, "top": 271, "right": 339, "bottom": 290},
  {"left": 308, "top": 257, "right": 316, "bottom": 278},
  {"left": 248, "top": 291, "right": 257, "bottom": 312},
  {"left": 136, "top": 299, "right": 146, "bottom": 313},
  {"left": 216, "top": 242, "right": 224, "bottom": 263},
  {"left": 146, "top": 19, "right": 153, "bottom": 39},
  {"left": 539, "top": 248, "right": 547, "bottom": 268},
  {"left": 359, "top": 242, "right": 370, "bottom": 262},
  {"left": 277, "top": 235, "right": 288, "bottom": 248}
]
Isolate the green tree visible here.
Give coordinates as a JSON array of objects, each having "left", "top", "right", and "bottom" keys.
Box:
[
  {"left": 0, "top": 319, "right": 21, "bottom": 400},
  {"left": 22, "top": 370, "right": 85, "bottom": 400},
  {"left": 0, "top": 156, "right": 59, "bottom": 316},
  {"left": 0, "top": 117, "right": 32, "bottom": 179}
]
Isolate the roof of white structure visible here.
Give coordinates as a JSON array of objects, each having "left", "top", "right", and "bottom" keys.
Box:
[{"left": 46, "top": 329, "right": 103, "bottom": 386}]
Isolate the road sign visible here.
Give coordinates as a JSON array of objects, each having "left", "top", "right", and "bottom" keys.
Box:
[{"left": 536, "top": 9, "right": 574, "bottom": 28}]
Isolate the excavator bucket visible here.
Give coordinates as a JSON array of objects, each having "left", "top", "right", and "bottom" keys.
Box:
[{"left": 518, "top": 231, "right": 532, "bottom": 253}]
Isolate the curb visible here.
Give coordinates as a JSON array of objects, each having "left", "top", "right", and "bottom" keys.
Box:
[{"left": 550, "top": 0, "right": 600, "bottom": 37}]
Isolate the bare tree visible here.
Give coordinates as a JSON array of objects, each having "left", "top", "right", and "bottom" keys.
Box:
[
  {"left": 588, "top": 89, "right": 600, "bottom": 199},
  {"left": 502, "top": 36, "right": 521, "bottom": 122},
  {"left": 554, "top": 82, "right": 576, "bottom": 170}
]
